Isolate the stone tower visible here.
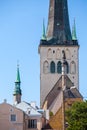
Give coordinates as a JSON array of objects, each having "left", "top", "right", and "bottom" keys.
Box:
[
  {"left": 39, "top": 0, "right": 79, "bottom": 108},
  {"left": 13, "top": 65, "right": 22, "bottom": 104}
]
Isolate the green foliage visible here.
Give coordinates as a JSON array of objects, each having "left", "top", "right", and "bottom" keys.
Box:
[
  {"left": 50, "top": 111, "right": 54, "bottom": 117},
  {"left": 66, "top": 101, "right": 87, "bottom": 130}
]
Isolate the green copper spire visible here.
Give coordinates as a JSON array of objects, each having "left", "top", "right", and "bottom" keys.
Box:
[
  {"left": 72, "top": 19, "right": 77, "bottom": 40},
  {"left": 13, "top": 64, "right": 22, "bottom": 95},
  {"left": 41, "top": 19, "right": 47, "bottom": 40},
  {"left": 16, "top": 64, "right": 21, "bottom": 83}
]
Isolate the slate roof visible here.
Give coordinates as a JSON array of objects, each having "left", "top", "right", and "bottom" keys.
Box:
[
  {"left": 64, "top": 87, "right": 83, "bottom": 99},
  {"left": 43, "top": 75, "right": 82, "bottom": 108},
  {"left": 16, "top": 101, "right": 42, "bottom": 116}
]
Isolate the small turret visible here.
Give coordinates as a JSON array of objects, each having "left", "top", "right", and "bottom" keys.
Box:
[
  {"left": 13, "top": 64, "right": 22, "bottom": 105},
  {"left": 41, "top": 19, "right": 47, "bottom": 40},
  {"left": 72, "top": 19, "right": 77, "bottom": 41}
]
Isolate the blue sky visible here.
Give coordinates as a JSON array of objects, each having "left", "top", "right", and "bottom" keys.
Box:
[{"left": 0, "top": 0, "right": 87, "bottom": 106}]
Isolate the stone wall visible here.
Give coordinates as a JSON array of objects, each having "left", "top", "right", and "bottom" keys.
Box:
[{"left": 39, "top": 46, "right": 79, "bottom": 107}]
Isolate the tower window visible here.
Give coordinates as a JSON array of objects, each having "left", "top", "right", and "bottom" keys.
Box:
[
  {"left": 53, "top": 50, "right": 55, "bottom": 53},
  {"left": 56, "top": 49, "right": 61, "bottom": 59},
  {"left": 66, "top": 49, "right": 71, "bottom": 60},
  {"left": 50, "top": 61, "right": 55, "bottom": 73},
  {"left": 47, "top": 48, "right": 52, "bottom": 59},
  {"left": 64, "top": 61, "right": 69, "bottom": 74},
  {"left": 70, "top": 61, "right": 76, "bottom": 74},
  {"left": 43, "top": 61, "right": 49, "bottom": 74},
  {"left": 57, "top": 61, "right": 62, "bottom": 74}
]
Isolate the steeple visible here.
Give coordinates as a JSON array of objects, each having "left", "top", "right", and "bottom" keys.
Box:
[
  {"left": 72, "top": 19, "right": 77, "bottom": 41},
  {"left": 40, "top": 0, "right": 79, "bottom": 45},
  {"left": 47, "top": 0, "right": 72, "bottom": 41},
  {"left": 41, "top": 19, "right": 47, "bottom": 40},
  {"left": 13, "top": 64, "right": 22, "bottom": 104}
]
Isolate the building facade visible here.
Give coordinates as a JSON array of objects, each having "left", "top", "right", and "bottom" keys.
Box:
[
  {"left": 0, "top": 101, "right": 47, "bottom": 130},
  {"left": 0, "top": 102, "right": 24, "bottom": 130}
]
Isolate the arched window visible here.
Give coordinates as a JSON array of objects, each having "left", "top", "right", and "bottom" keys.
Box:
[
  {"left": 66, "top": 49, "right": 71, "bottom": 60},
  {"left": 57, "top": 61, "right": 62, "bottom": 74},
  {"left": 43, "top": 61, "right": 49, "bottom": 74},
  {"left": 56, "top": 49, "right": 61, "bottom": 59},
  {"left": 47, "top": 48, "right": 52, "bottom": 59},
  {"left": 70, "top": 61, "right": 76, "bottom": 74},
  {"left": 64, "top": 61, "right": 69, "bottom": 74},
  {"left": 50, "top": 61, "right": 55, "bottom": 73}
]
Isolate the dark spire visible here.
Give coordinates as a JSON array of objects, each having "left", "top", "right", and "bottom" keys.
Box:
[
  {"left": 40, "top": 0, "right": 79, "bottom": 46},
  {"left": 47, "top": 0, "right": 72, "bottom": 42}
]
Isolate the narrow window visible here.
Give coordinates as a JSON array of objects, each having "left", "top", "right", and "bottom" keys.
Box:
[
  {"left": 64, "top": 61, "right": 69, "bottom": 74},
  {"left": 50, "top": 61, "right": 55, "bottom": 73},
  {"left": 70, "top": 61, "right": 76, "bottom": 74},
  {"left": 66, "top": 49, "right": 71, "bottom": 60},
  {"left": 28, "top": 119, "right": 37, "bottom": 128},
  {"left": 57, "top": 61, "right": 62, "bottom": 74},
  {"left": 47, "top": 48, "right": 52, "bottom": 59},
  {"left": 43, "top": 61, "right": 49, "bottom": 74},
  {"left": 56, "top": 49, "right": 61, "bottom": 59}
]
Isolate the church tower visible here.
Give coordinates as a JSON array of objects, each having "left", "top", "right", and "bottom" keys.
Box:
[
  {"left": 13, "top": 65, "right": 22, "bottom": 104},
  {"left": 39, "top": 0, "right": 79, "bottom": 108}
]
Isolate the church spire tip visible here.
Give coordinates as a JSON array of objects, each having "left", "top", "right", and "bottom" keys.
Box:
[{"left": 16, "top": 62, "right": 21, "bottom": 83}]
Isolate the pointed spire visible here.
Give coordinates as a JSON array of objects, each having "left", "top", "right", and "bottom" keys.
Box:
[
  {"left": 72, "top": 19, "right": 77, "bottom": 40},
  {"left": 47, "top": 0, "right": 72, "bottom": 42},
  {"left": 16, "top": 64, "right": 21, "bottom": 83},
  {"left": 13, "top": 64, "right": 22, "bottom": 96},
  {"left": 41, "top": 19, "right": 47, "bottom": 40}
]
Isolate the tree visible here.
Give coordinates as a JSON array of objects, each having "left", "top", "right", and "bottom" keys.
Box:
[{"left": 66, "top": 101, "right": 87, "bottom": 130}]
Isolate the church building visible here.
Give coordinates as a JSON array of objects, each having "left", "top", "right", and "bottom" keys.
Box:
[{"left": 39, "top": 0, "right": 83, "bottom": 130}]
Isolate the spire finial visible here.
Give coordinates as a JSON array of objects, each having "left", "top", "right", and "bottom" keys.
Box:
[
  {"left": 41, "top": 19, "right": 47, "bottom": 40},
  {"left": 17, "top": 60, "right": 19, "bottom": 68},
  {"left": 72, "top": 18, "right": 77, "bottom": 40},
  {"left": 16, "top": 61, "right": 21, "bottom": 83}
]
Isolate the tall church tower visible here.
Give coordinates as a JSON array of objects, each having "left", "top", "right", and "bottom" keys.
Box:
[
  {"left": 13, "top": 65, "right": 22, "bottom": 104},
  {"left": 39, "top": 0, "right": 79, "bottom": 108}
]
